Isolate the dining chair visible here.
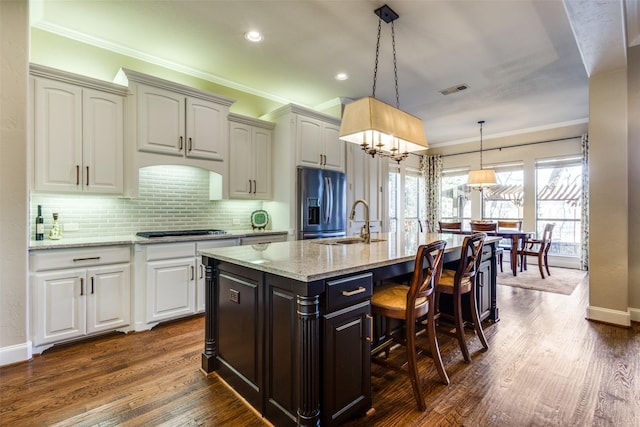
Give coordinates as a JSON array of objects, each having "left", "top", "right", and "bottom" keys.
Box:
[
  {"left": 438, "top": 221, "right": 462, "bottom": 233},
  {"left": 518, "top": 223, "right": 555, "bottom": 279},
  {"left": 371, "top": 240, "right": 449, "bottom": 412},
  {"left": 470, "top": 221, "right": 497, "bottom": 234},
  {"left": 435, "top": 232, "right": 488, "bottom": 363},
  {"left": 497, "top": 220, "right": 522, "bottom": 231}
]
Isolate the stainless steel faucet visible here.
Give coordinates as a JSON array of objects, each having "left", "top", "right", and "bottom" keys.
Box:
[{"left": 349, "top": 199, "right": 370, "bottom": 244}]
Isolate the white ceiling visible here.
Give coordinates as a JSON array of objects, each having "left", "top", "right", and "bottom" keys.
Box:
[{"left": 30, "top": 1, "right": 632, "bottom": 146}]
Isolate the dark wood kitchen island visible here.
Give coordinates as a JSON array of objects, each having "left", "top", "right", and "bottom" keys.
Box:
[{"left": 199, "top": 232, "right": 499, "bottom": 426}]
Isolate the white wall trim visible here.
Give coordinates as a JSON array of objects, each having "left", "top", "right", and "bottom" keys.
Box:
[
  {"left": 586, "top": 305, "right": 631, "bottom": 327},
  {"left": 0, "top": 341, "right": 32, "bottom": 367},
  {"left": 629, "top": 307, "right": 640, "bottom": 323}
]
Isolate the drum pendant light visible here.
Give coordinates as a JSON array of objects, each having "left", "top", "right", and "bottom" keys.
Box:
[
  {"left": 467, "top": 120, "right": 496, "bottom": 189},
  {"left": 339, "top": 4, "right": 428, "bottom": 163}
]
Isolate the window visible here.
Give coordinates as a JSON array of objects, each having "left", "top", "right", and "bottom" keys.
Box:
[
  {"left": 440, "top": 168, "right": 471, "bottom": 228},
  {"left": 483, "top": 163, "right": 524, "bottom": 221},
  {"left": 389, "top": 162, "right": 426, "bottom": 247},
  {"left": 535, "top": 157, "right": 583, "bottom": 257}
]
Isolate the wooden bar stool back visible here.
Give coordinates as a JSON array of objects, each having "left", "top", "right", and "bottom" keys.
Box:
[
  {"left": 435, "top": 233, "right": 488, "bottom": 363},
  {"left": 371, "top": 240, "right": 449, "bottom": 412}
]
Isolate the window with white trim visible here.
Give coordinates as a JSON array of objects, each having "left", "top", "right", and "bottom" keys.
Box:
[
  {"left": 440, "top": 168, "right": 471, "bottom": 229},
  {"left": 535, "top": 156, "right": 583, "bottom": 257}
]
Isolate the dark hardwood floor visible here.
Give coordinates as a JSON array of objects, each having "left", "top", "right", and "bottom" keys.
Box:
[{"left": 1, "top": 275, "right": 639, "bottom": 426}]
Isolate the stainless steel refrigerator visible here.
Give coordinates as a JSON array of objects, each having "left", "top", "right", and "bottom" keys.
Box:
[{"left": 297, "top": 167, "right": 346, "bottom": 240}]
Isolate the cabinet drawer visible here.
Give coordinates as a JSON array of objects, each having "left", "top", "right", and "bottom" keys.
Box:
[
  {"left": 145, "top": 242, "right": 196, "bottom": 261},
  {"left": 325, "top": 273, "right": 373, "bottom": 312},
  {"left": 30, "top": 246, "right": 130, "bottom": 272},
  {"left": 197, "top": 238, "right": 240, "bottom": 251}
]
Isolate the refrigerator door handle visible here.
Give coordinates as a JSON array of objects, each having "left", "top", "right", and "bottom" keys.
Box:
[
  {"left": 323, "top": 177, "right": 330, "bottom": 224},
  {"left": 328, "top": 177, "right": 334, "bottom": 223}
]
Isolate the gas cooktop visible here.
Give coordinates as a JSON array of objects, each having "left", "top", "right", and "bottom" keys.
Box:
[{"left": 136, "top": 229, "right": 227, "bottom": 238}]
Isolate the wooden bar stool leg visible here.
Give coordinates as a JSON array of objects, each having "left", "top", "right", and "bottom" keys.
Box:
[
  {"left": 469, "top": 287, "right": 488, "bottom": 350},
  {"left": 425, "top": 310, "right": 449, "bottom": 385},
  {"left": 454, "top": 292, "right": 470, "bottom": 363},
  {"left": 405, "top": 317, "right": 426, "bottom": 411}
]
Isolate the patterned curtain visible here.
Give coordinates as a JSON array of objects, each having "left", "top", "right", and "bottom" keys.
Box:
[
  {"left": 580, "top": 133, "right": 589, "bottom": 271},
  {"left": 421, "top": 155, "right": 442, "bottom": 232}
]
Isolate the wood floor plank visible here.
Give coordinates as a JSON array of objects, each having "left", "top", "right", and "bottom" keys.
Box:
[{"left": 1, "top": 273, "right": 639, "bottom": 426}]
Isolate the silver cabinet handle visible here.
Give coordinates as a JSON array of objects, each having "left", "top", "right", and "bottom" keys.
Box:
[
  {"left": 199, "top": 264, "right": 204, "bottom": 279},
  {"left": 179, "top": 136, "right": 183, "bottom": 151},
  {"left": 188, "top": 137, "right": 192, "bottom": 152},
  {"left": 73, "top": 256, "right": 100, "bottom": 262},
  {"left": 91, "top": 276, "right": 95, "bottom": 294},
  {"left": 76, "top": 165, "right": 80, "bottom": 186},
  {"left": 341, "top": 286, "right": 366, "bottom": 297},
  {"left": 190, "top": 265, "right": 195, "bottom": 281},
  {"left": 253, "top": 180, "right": 257, "bottom": 194},
  {"left": 366, "top": 314, "right": 373, "bottom": 342},
  {"left": 80, "top": 277, "right": 84, "bottom": 296},
  {"left": 86, "top": 166, "right": 90, "bottom": 186}
]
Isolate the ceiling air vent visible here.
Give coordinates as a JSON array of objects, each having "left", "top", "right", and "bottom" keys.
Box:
[{"left": 440, "top": 83, "right": 469, "bottom": 96}]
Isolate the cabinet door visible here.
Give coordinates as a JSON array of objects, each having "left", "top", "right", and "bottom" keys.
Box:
[
  {"left": 32, "top": 269, "right": 86, "bottom": 346},
  {"left": 322, "top": 301, "right": 371, "bottom": 426},
  {"left": 321, "top": 122, "right": 345, "bottom": 172},
  {"left": 82, "top": 89, "right": 124, "bottom": 194},
  {"left": 228, "top": 122, "right": 253, "bottom": 198},
  {"left": 86, "top": 264, "right": 131, "bottom": 334},
  {"left": 33, "top": 77, "right": 83, "bottom": 192},
  {"left": 476, "top": 261, "right": 492, "bottom": 321},
  {"left": 146, "top": 257, "right": 196, "bottom": 323},
  {"left": 252, "top": 126, "right": 272, "bottom": 199},
  {"left": 186, "top": 97, "right": 227, "bottom": 161},
  {"left": 297, "top": 115, "right": 323, "bottom": 168},
  {"left": 137, "top": 84, "right": 184, "bottom": 156}
]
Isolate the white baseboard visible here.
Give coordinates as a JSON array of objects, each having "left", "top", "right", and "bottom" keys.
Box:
[
  {"left": 629, "top": 307, "right": 640, "bottom": 323},
  {"left": 0, "top": 341, "right": 32, "bottom": 367},
  {"left": 586, "top": 305, "right": 631, "bottom": 326}
]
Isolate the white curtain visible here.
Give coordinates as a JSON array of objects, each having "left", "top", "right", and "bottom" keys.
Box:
[
  {"left": 580, "top": 133, "right": 589, "bottom": 271},
  {"left": 420, "top": 155, "right": 442, "bottom": 232}
]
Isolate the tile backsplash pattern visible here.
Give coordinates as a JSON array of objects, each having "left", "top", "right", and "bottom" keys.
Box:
[{"left": 30, "top": 165, "right": 263, "bottom": 239}]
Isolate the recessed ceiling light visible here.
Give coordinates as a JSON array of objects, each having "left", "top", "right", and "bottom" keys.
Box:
[
  {"left": 244, "top": 31, "right": 263, "bottom": 42},
  {"left": 335, "top": 72, "right": 349, "bottom": 81}
]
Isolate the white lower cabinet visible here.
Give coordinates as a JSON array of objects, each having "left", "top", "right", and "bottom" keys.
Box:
[
  {"left": 30, "top": 246, "right": 131, "bottom": 352},
  {"left": 138, "top": 238, "right": 240, "bottom": 327}
]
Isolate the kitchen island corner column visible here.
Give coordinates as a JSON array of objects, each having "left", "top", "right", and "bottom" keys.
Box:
[{"left": 296, "top": 294, "right": 321, "bottom": 426}]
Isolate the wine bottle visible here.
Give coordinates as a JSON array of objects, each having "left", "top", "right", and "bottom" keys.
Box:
[{"left": 35, "top": 205, "right": 44, "bottom": 241}]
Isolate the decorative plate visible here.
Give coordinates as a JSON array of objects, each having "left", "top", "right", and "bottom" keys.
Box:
[{"left": 251, "top": 209, "right": 269, "bottom": 230}]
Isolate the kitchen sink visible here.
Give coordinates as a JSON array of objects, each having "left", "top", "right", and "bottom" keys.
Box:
[{"left": 315, "top": 237, "right": 386, "bottom": 245}]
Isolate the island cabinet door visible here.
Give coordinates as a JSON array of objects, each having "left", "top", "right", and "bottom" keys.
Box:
[
  {"left": 322, "top": 300, "right": 372, "bottom": 426},
  {"left": 217, "top": 266, "right": 263, "bottom": 411},
  {"left": 475, "top": 259, "right": 492, "bottom": 321}
]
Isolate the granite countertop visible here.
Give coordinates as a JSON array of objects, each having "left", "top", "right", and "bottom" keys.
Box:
[
  {"left": 199, "top": 232, "right": 501, "bottom": 282},
  {"left": 28, "top": 229, "right": 289, "bottom": 250}
]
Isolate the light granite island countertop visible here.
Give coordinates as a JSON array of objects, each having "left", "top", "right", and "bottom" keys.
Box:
[{"left": 198, "top": 231, "right": 500, "bottom": 427}]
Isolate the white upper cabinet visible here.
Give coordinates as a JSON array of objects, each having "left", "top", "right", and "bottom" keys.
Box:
[
  {"left": 228, "top": 114, "right": 274, "bottom": 199},
  {"left": 31, "top": 65, "right": 126, "bottom": 194},
  {"left": 297, "top": 115, "right": 344, "bottom": 171},
  {"left": 136, "top": 84, "right": 228, "bottom": 161}
]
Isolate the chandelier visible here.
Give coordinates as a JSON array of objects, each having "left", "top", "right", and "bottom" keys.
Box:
[
  {"left": 339, "top": 4, "right": 428, "bottom": 163},
  {"left": 467, "top": 120, "right": 496, "bottom": 189}
]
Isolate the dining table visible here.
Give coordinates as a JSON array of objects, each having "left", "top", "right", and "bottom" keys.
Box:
[{"left": 443, "top": 229, "right": 534, "bottom": 276}]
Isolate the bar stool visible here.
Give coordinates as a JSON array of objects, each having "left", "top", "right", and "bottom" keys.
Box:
[
  {"left": 435, "top": 233, "right": 488, "bottom": 362},
  {"left": 371, "top": 240, "right": 449, "bottom": 412}
]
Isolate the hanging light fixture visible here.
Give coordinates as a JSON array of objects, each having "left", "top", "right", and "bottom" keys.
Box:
[
  {"left": 467, "top": 120, "right": 496, "bottom": 189},
  {"left": 339, "top": 4, "right": 428, "bottom": 163}
]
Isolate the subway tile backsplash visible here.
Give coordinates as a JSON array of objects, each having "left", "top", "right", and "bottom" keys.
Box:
[{"left": 30, "top": 165, "right": 263, "bottom": 239}]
